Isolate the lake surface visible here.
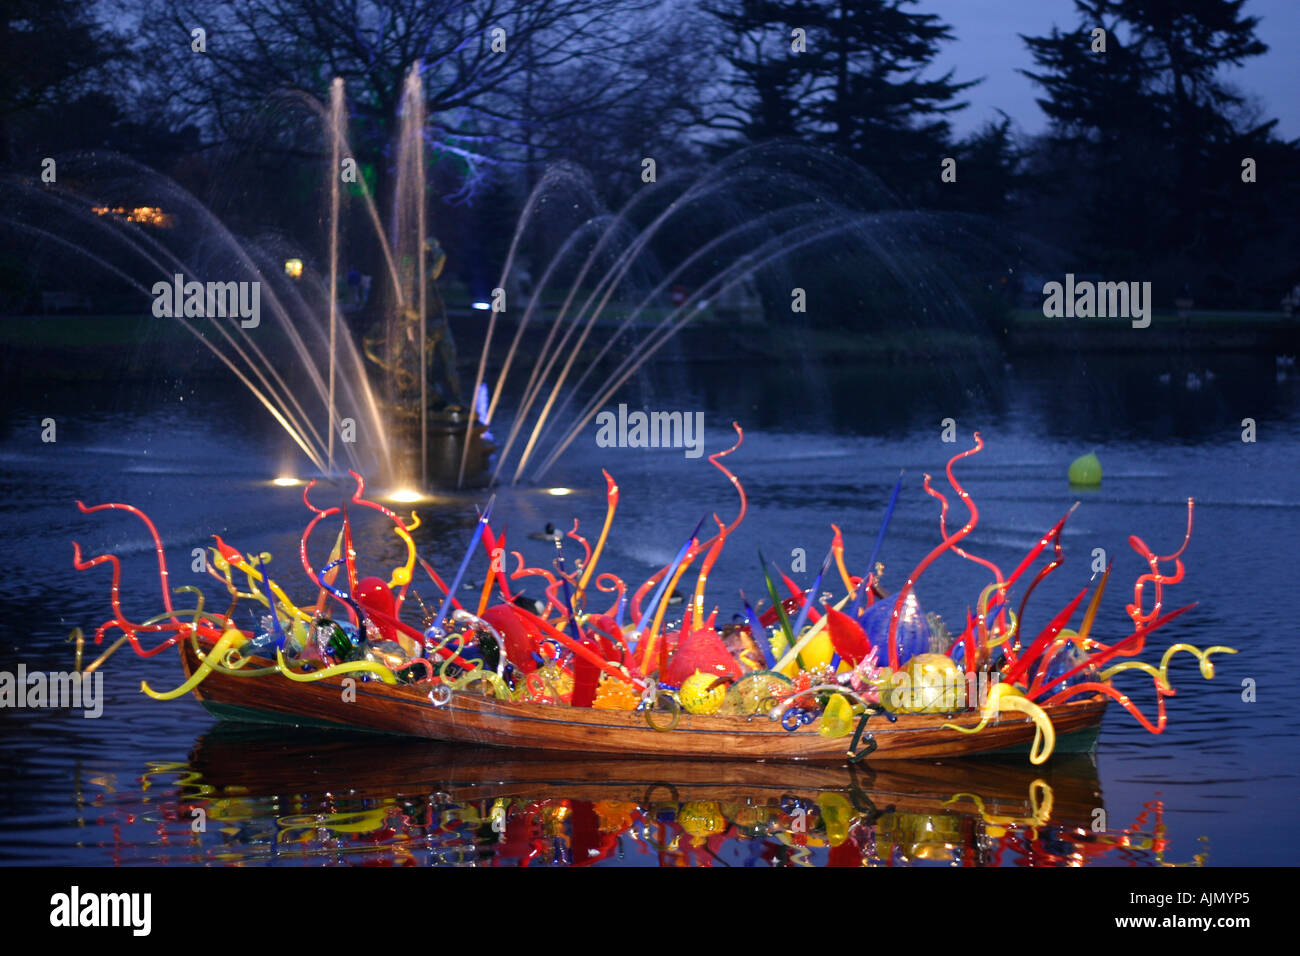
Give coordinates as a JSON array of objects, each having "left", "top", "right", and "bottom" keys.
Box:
[{"left": 1, "top": 348, "right": 1297, "bottom": 866}]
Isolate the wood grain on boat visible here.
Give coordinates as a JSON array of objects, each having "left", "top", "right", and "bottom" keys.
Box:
[{"left": 182, "top": 639, "right": 1106, "bottom": 761}]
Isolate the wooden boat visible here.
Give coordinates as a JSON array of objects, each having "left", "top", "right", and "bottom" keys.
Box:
[{"left": 181, "top": 637, "right": 1107, "bottom": 762}]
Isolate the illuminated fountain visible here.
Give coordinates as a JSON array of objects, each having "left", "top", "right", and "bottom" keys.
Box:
[
  {"left": 5, "top": 63, "right": 1006, "bottom": 493},
  {"left": 6, "top": 144, "right": 396, "bottom": 484},
  {"left": 335, "top": 69, "right": 493, "bottom": 490}
]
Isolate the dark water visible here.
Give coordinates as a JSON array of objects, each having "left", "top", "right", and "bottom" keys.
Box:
[{"left": 1, "top": 349, "right": 1297, "bottom": 866}]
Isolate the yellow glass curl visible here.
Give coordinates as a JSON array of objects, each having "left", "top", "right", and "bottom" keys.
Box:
[
  {"left": 141, "top": 629, "right": 249, "bottom": 700},
  {"left": 273, "top": 648, "right": 398, "bottom": 685},
  {"left": 1100, "top": 643, "right": 1237, "bottom": 689},
  {"left": 942, "top": 683, "right": 1056, "bottom": 765},
  {"left": 388, "top": 513, "right": 418, "bottom": 590}
]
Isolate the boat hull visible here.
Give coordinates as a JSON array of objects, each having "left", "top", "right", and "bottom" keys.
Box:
[{"left": 182, "top": 641, "right": 1106, "bottom": 761}]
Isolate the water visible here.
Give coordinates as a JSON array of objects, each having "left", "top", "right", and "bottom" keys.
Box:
[
  {"left": 1, "top": 351, "right": 1297, "bottom": 865},
  {"left": 6, "top": 125, "right": 978, "bottom": 495}
]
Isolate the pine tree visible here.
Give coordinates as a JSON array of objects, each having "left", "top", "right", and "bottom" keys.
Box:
[
  {"left": 0, "top": 0, "right": 123, "bottom": 166},
  {"left": 705, "top": 0, "right": 827, "bottom": 143},
  {"left": 1019, "top": 0, "right": 1279, "bottom": 297},
  {"left": 946, "top": 115, "right": 1023, "bottom": 217},
  {"left": 705, "top": 0, "right": 974, "bottom": 201},
  {"left": 808, "top": 0, "right": 975, "bottom": 195}
]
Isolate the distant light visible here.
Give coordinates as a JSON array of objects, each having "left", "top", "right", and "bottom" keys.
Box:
[
  {"left": 90, "top": 205, "right": 172, "bottom": 227},
  {"left": 127, "top": 206, "right": 171, "bottom": 226},
  {"left": 284, "top": 258, "right": 304, "bottom": 279},
  {"left": 389, "top": 489, "right": 425, "bottom": 503},
  {"left": 471, "top": 301, "right": 491, "bottom": 310},
  {"left": 546, "top": 487, "right": 573, "bottom": 496},
  {"left": 272, "top": 476, "right": 301, "bottom": 487}
]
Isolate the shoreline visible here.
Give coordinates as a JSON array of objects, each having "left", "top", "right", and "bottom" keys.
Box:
[{"left": 1, "top": 309, "right": 1294, "bottom": 382}]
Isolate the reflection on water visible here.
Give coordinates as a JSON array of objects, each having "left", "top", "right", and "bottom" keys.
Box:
[{"left": 62, "top": 728, "right": 1200, "bottom": 867}]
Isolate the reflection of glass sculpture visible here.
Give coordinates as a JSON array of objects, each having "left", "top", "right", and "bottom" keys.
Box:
[
  {"left": 109, "top": 736, "right": 1200, "bottom": 867},
  {"left": 72, "top": 430, "right": 1233, "bottom": 766}
]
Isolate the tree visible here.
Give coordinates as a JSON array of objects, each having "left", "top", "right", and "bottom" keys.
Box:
[
  {"left": 131, "top": 0, "right": 707, "bottom": 200},
  {"left": 942, "top": 115, "right": 1024, "bottom": 217},
  {"left": 704, "top": 0, "right": 975, "bottom": 202},
  {"left": 0, "top": 0, "right": 124, "bottom": 166},
  {"left": 704, "top": 0, "right": 825, "bottom": 143},
  {"left": 1018, "top": 0, "right": 1297, "bottom": 305}
]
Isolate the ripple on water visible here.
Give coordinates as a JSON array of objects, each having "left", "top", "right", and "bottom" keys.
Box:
[{"left": 2, "top": 358, "right": 1298, "bottom": 865}]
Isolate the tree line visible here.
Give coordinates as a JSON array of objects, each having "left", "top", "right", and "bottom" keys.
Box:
[{"left": 3, "top": 0, "right": 1297, "bottom": 316}]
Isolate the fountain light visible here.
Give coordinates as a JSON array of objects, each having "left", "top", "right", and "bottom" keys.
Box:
[
  {"left": 272, "top": 477, "right": 302, "bottom": 487},
  {"left": 546, "top": 487, "right": 574, "bottom": 496},
  {"left": 389, "top": 489, "right": 425, "bottom": 503},
  {"left": 284, "top": 258, "right": 304, "bottom": 279},
  {"left": 471, "top": 301, "right": 491, "bottom": 311}
]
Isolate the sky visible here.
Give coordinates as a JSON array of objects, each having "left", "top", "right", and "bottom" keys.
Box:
[{"left": 923, "top": 0, "right": 1300, "bottom": 140}]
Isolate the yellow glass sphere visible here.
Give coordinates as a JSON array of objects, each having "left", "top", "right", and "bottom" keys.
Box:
[
  {"left": 679, "top": 670, "right": 727, "bottom": 715},
  {"left": 679, "top": 801, "right": 727, "bottom": 838},
  {"left": 818, "top": 693, "right": 856, "bottom": 738},
  {"left": 884, "top": 653, "right": 963, "bottom": 713},
  {"left": 799, "top": 630, "right": 836, "bottom": 670}
]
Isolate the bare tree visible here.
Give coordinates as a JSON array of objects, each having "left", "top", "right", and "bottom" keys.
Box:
[
  {"left": 0, "top": 0, "right": 124, "bottom": 166},
  {"left": 127, "top": 0, "right": 709, "bottom": 197}
]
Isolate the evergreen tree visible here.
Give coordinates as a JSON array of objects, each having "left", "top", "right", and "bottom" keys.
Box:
[
  {"left": 1019, "top": 0, "right": 1294, "bottom": 305},
  {"left": 808, "top": 0, "right": 974, "bottom": 196},
  {"left": 0, "top": 0, "right": 124, "bottom": 166},
  {"left": 945, "top": 114, "right": 1024, "bottom": 217},
  {"left": 705, "top": 0, "right": 827, "bottom": 143},
  {"left": 705, "top": 0, "right": 974, "bottom": 202}
]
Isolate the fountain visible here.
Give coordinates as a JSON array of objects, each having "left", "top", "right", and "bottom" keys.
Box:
[
  {"left": 349, "top": 69, "right": 492, "bottom": 489},
  {"left": 4, "top": 64, "right": 1016, "bottom": 493}
]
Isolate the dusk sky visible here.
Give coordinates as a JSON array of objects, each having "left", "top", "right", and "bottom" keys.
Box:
[{"left": 925, "top": 0, "right": 1299, "bottom": 139}]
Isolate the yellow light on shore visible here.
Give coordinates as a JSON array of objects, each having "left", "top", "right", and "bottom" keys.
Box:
[
  {"left": 127, "top": 206, "right": 171, "bottom": 226},
  {"left": 273, "top": 477, "right": 302, "bottom": 487},
  {"left": 91, "top": 205, "right": 172, "bottom": 227},
  {"left": 284, "top": 258, "right": 304, "bottom": 279},
  {"left": 546, "top": 487, "right": 574, "bottom": 496}
]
